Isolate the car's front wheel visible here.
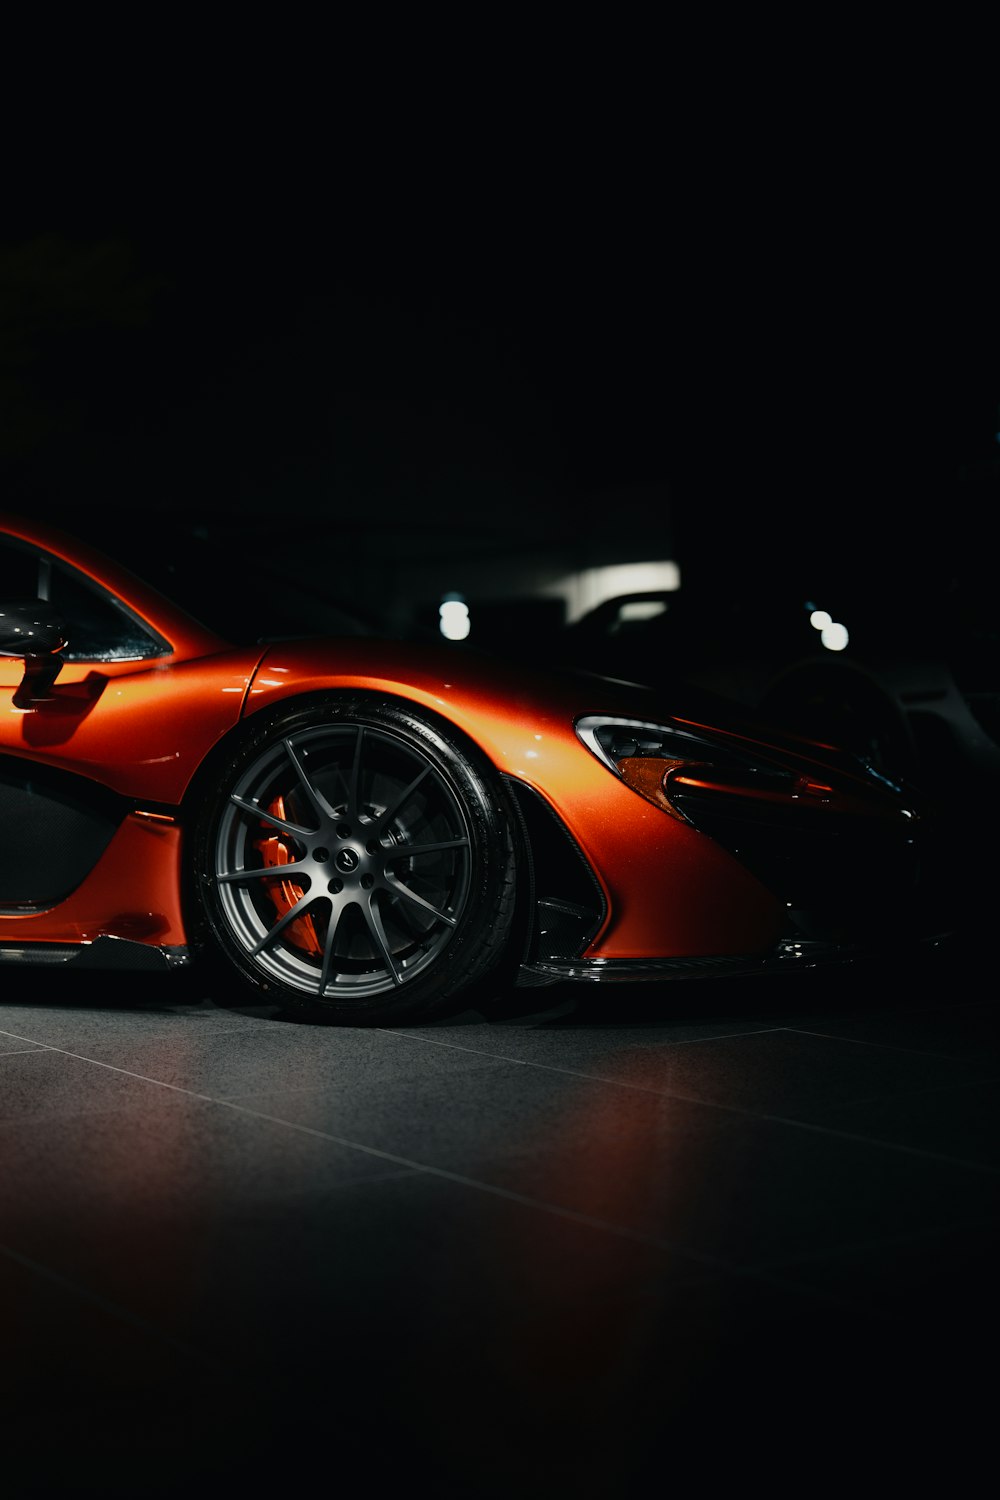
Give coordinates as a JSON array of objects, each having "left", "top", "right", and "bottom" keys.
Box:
[{"left": 192, "top": 696, "right": 518, "bottom": 1023}]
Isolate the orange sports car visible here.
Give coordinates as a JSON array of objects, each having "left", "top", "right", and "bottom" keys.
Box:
[{"left": 0, "top": 512, "right": 951, "bottom": 1024}]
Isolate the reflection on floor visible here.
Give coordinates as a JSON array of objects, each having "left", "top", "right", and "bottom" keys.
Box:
[{"left": 2, "top": 938, "right": 997, "bottom": 1498}]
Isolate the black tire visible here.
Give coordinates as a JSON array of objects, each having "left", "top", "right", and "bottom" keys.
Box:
[{"left": 191, "top": 696, "right": 518, "bottom": 1024}]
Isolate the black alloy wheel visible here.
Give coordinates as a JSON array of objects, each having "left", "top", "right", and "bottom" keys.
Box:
[{"left": 193, "top": 696, "right": 518, "bottom": 1023}]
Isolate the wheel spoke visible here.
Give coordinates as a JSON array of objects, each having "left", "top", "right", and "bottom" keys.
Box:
[
  {"left": 283, "top": 738, "right": 339, "bottom": 821},
  {"left": 229, "top": 794, "right": 314, "bottom": 838},
  {"left": 376, "top": 764, "right": 431, "bottom": 831},
  {"left": 247, "top": 889, "right": 317, "bottom": 956},
  {"left": 217, "top": 860, "right": 309, "bottom": 884},
  {"left": 398, "top": 837, "right": 470, "bottom": 856},
  {"left": 363, "top": 893, "right": 403, "bottom": 984},
  {"left": 348, "top": 726, "right": 364, "bottom": 820},
  {"left": 386, "top": 875, "right": 458, "bottom": 927},
  {"left": 318, "top": 897, "right": 350, "bottom": 996}
]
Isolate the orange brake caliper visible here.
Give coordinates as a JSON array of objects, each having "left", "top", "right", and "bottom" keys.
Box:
[{"left": 253, "top": 795, "right": 323, "bottom": 956}]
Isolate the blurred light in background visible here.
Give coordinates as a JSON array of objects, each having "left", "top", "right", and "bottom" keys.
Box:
[
  {"left": 808, "top": 604, "right": 849, "bottom": 650},
  {"left": 543, "top": 561, "right": 681, "bottom": 623},
  {"left": 618, "top": 599, "right": 669, "bottom": 622},
  {"left": 439, "top": 594, "right": 471, "bottom": 640}
]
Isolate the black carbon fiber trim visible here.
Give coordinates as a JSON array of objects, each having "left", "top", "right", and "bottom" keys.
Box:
[
  {"left": 0, "top": 944, "right": 81, "bottom": 966},
  {"left": 501, "top": 776, "right": 607, "bottom": 960},
  {"left": 512, "top": 967, "right": 565, "bottom": 988},
  {"left": 517, "top": 954, "right": 771, "bottom": 984},
  {"left": 516, "top": 933, "right": 954, "bottom": 985},
  {"left": 0, "top": 939, "right": 190, "bottom": 971}
]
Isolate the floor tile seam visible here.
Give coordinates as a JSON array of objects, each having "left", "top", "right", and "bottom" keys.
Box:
[
  {"left": 0, "top": 1020, "right": 295, "bottom": 1048},
  {"left": 0, "top": 1029, "right": 67, "bottom": 1047},
  {"left": 199, "top": 1102, "right": 951, "bottom": 1321},
  {"left": 0, "top": 1043, "right": 823, "bottom": 1285},
  {"left": 0, "top": 1035, "right": 344, "bottom": 1108},
  {"left": 6, "top": 1031, "right": 997, "bottom": 1181},
  {"left": 588, "top": 1024, "right": 789, "bottom": 1048},
  {"left": 809, "top": 1074, "right": 1000, "bottom": 1117},
  {"left": 211, "top": 1056, "right": 513, "bottom": 1103},
  {"left": 375, "top": 1029, "right": 1000, "bottom": 1175},
  {"left": 197, "top": 1096, "right": 805, "bottom": 1282},
  {"left": 0, "top": 1241, "right": 233, "bottom": 1375},
  {"left": 212, "top": 1076, "right": 504, "bottom": 1107},
  {"left": 410, "top": 1023, "right": 788, "bottom": 1050},
  {"left": 786, "top": 1025, "right": 1000, "bottom": 1067}
]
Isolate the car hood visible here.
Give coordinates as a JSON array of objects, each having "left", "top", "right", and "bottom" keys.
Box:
[{"left": 244, "top": 635, "right": 907, "bottom": 800}]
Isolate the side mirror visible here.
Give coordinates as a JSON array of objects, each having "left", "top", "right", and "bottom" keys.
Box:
[{"left": 0, "top": 599, "right": 69, "bottom": 707}]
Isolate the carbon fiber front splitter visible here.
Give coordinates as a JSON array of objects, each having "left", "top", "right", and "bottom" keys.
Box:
[{"left": 516, "top": 931, "right": 956, "bottom": 985}]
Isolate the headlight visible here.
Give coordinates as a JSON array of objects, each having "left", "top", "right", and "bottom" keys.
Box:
[{"left": 575, "top": 715, "right": 819, "bottom": 823}]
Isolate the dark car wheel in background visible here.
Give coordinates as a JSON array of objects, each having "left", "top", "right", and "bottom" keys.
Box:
[
  {"left": 192, "top": 696, "right": 518, "bottom": 1024},
  {"left": 758, "top": 661, "right": 920, "bottom": 783}
]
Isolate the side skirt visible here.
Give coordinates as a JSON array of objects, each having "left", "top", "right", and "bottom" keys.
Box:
[{"left": 0, "top": 936, "right": 190, "bottom": 971}]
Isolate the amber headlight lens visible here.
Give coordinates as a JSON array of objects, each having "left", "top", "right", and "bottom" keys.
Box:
[{"left": 575, "top": 715, "right": 799, "bottom": 822}]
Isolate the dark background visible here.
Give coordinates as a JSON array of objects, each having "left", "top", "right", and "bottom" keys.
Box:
[
  {"left": 2, "top": 161, "right": 998, "bottom": 637},
  {"left": 3, "top": 92, "right": 999, "bottom": 1500}
]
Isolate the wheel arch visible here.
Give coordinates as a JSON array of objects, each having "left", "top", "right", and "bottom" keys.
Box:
[
  {"left": 177, "top": 685, "right": 598, "bottom": 978},
  {"left": 180, "top": 685, "right": 528, "bottom": 1020},
  {"left": 180, "top": 685, "right": 504, "bottom": 812},
  {"left": 177, "top": 685, "right": 529, "bottom": 959}
]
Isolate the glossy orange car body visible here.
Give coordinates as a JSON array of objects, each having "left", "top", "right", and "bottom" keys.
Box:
[{"left": 0, "top": 512, "right": 946, "bottom": 1018}]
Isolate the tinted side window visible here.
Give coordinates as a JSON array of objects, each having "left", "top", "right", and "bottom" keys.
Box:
[
  {"left": 0, "top": 537, "right": 170, "bottom": 661},
  {"left": 0, "top": 537, "right": 42, "bottom": 599}
]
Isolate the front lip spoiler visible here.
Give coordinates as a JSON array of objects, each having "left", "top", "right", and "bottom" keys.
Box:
[{"left": 516, "top": 931, "right": 956, "bottom": 985}]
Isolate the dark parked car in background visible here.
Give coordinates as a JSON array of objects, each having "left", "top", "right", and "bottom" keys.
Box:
[
  {"left": 553, "top": 578, "right": 1000, "bottom": 787},
  {"left": 546, "top": 572, "right": 1000, "bottom": 946}
]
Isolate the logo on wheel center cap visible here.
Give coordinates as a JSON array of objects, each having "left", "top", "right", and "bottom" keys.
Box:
[{"left": 335, "top": 847, "right": 360, "bottom": 873}]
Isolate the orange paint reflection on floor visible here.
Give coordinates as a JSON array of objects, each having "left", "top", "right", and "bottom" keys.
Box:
[{"left": 413, "top": 1055, "right": 723, "bottom": 1449}]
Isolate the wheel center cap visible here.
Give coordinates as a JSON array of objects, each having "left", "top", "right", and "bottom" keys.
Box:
[{"left": 335, "top": 847, "right": 360, "bottom": 873}]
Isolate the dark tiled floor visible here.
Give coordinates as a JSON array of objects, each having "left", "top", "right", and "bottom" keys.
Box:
[{"left": 2, "top": 939, "right": 998, "bottom": 1498}]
